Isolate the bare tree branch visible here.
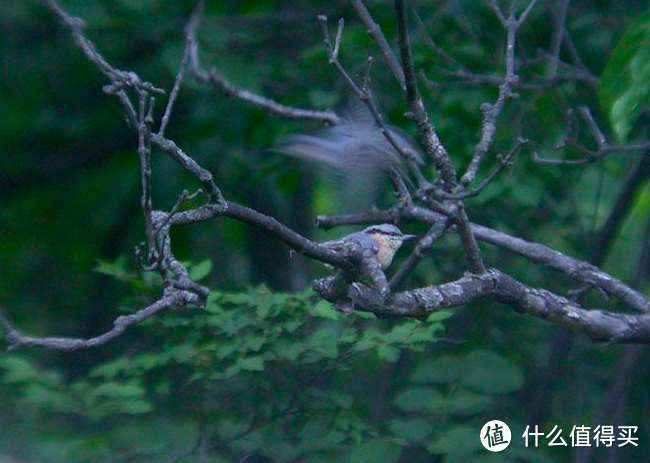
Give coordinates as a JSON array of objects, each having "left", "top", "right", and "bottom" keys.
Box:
[
  {"left": 6, "top": 0, "right": 649, "bottom": 353},
  {"left": 535, "top": 107, "right": 650, "bottom": 165},
  {"left": 546, "top": 0, "right": 570, "bottom": 77},
  {"left": 394, "top": 0, "right": 456, "bottom": 189},
  {"left": 350, "top": 0, "right": 406, "bottom": 89},
  {"left": 389, "top": 218, "right": 450, "bottom": 289},
  {"left": 440, "top": 138, "right": 527, "bottom": 200},
  {"left": 315, "top": 268, "right": 650, "bottom": 344},
  {"left": 316, "top": 204, "right": 650, "bottom": 314},
  {"left": 158, "top": 11, "right": 194, "bottom": 138},
  {"left": 0, "top": 291, "right": 197, "bottom": 350},
  {"left": 317, "top": 15, "right": 426, "bottom": 190},
  {"left": 185, "top": 1, "right": 340, "bottom": 125},
  {"left": 394, "top": 0, "right": 486, "bottom": 275},
  {"left": 222, "top": 201, "right": 354, "bottom": 270},
  {"left": 136, "top": 93, "right": 157, "bottom": 266},
  {"left": 460, "top": 0, "right": 537, "bottom": 186}
]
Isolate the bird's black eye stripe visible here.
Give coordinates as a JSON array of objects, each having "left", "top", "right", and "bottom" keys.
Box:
[{"left": 367, "top": 227, "right": 402, "bottom": 237}]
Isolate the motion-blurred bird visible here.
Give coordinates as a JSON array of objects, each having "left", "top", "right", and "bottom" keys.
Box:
[{"left": 272, "top": 103, "right": 424, "bottom": 198}]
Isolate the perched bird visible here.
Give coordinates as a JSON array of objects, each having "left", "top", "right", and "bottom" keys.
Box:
[
  {"left": 316, "top": 224, "right": 416, "bottom": 313},
  {"left": 320, "top": 223, "right": 416, "bottom": 270}
]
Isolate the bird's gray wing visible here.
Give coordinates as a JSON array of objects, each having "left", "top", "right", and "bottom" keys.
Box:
[
  {"left": 270, "top": 101, "right": 424, "bottom": 210},
  {"left": 319, "top": 232, "right": 378, "bottom": 256},
  {"left": 273, "top": 125, "right": 403, "bottom": 174},
  {"left": 340, "top": 101, "right": 424, "bottom": 166},
  {"left": 272, "top": 102, "right": 424, "bottom": 175}
]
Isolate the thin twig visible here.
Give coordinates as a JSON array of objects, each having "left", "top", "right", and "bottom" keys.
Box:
[
  {"left": 0, "top": 292, "right": 196, "bottom": 350},
  {"left": 185, "top": 1, "right": 340, "bottom": 125},
  {"left": 412, "top": 9, "right": 465, "bottom": 71},
  {"left": 138, "top": 92, "right": 156, "bottom": 266},
  {"left": 394, "top": 0, "right": 486, "bottom": 275},
  {"left": 158, "top": 18, "right": 193, "bottom": 137},
  {"left": 318, "top": 15, "right": 426, "bottom": 191},
  {"left": 460, "top": 0, "right": 538, "bottom": 186},
  {"left": 350, "top": 0, "right": 406, "bottom": 89},
  {"left": 546, "top": 0, "right": 570, "bottom": 77},
  {"left": 389, "top": 218, "right": 450, "bottom": 289},
  {"left": 535, "top": 107, "right": 650, "bottom": 165},
  {"left": 443, "top": 138, "right": 528, "bottom": 200}
]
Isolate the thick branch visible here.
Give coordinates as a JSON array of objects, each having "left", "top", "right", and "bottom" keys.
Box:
[
  {"left": 316, "top": 205, "right": 650, "bottom": 313},
  {"left": 394, "top": 0, "right": 485, "bottom": 274},
  {"left": 394, "top": 0, "right": 456, "bottom": 189},
  {"left": 223, "top": 201, "right": 353, "bottom": 270},
  {"left": 316, "top": 269, "right": 650, "bottom": 344}
]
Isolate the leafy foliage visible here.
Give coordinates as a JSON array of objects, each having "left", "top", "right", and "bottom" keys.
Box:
[
  {"left": 600, "top": 10, "right": 650, "bottom": 141},
  {"left": 0, "top": 261, "right": 458, "bottom": 462}
]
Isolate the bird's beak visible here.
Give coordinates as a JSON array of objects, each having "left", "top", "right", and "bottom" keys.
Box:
[{"left": 401, "top": 234, "right": 417, "bottom": 241}]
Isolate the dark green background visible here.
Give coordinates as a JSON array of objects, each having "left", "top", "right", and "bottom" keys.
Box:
[{"left": 1, "top": 0, "right": 649, "bottom": 462}]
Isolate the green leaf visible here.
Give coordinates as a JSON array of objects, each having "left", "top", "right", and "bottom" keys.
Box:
[
  {"left": 385, "top": 322, "right": 418, "bottom": 343},
  {"left": 394, "top": 387, "right": 444, "bottom": 412},
  {"left": 312, "top": 300, "right": 340, "bottom": 320},
  {"left": 90, "top": 381, "right": 146, "bottom": 399},
  {"left": 115, "top": 399, "right": 153, "bottom": 414},
  {"left": 308, "top": 388, "right": 354, "bottom": 408},
  {"left": 426, "top": 310, "right": 455, "bottom": 322},
  {"left": 345, "top": 440, "right": 402, "bottom": 463},
  {"left": 221, "top": 292, "right": 253, "bottom": 305},
  {"left": 21, "top": 383, "right": 76, "bottom": 412},
  {"left": 189, "top": 259, "right": 213, "bottom": 281},
  {"left": 170, "top": 344, "right": 196, "bottom": 363},
  {"left": 389, "top": 418, "right": 433, "bottom": 442},
  {"left": 377, "top": 344, "right": 401, "bottom": 362},
  {"left": 132, "top": 353, "right": 165, "bottom": 370},
  {"left": 255, "top": 297, "right": 273, "bottom": 318},
  {"left": 299, "top": 422, "right": 347, "bottom": 450},
  {"left": 600, "top": 11, "right": 650, "bottom": 141},
  {"left": 0, "top": 356, "right": 39, "bottom": 383},
  {"left": 94, "top": 256, "right": 136, "bottom": 283},
  {"left": 427, "top": 426, "right": 482, "bottom": 455},
  {"left": 237, "top": 356, "right": 265, "bottom": 371},
  {"left": 210, "top": 364, "right": 241, "bottom": 380},
  {"left": 433, "top": 389, "right": 493, "bottom": 416},
  {"left": 88, "top": 357, "right": 131, "bottom": 379},
  {"left": 308, "top": 328, "right": 339, "bottom": 359},
  {"left": 411, "top": 355, "right": 464, "bottom": 384},
  {"left": 460, "top": 349, "right": 523, "bottom": 394}
]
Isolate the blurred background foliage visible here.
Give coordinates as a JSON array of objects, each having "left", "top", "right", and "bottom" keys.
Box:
[{"left": 1, "top": 0, "right": 650, "bottom": 462}]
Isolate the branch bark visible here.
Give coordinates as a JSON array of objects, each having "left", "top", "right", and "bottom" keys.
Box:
[{"left": 315, "top": 268, "right": 650, "bottom": 344}]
